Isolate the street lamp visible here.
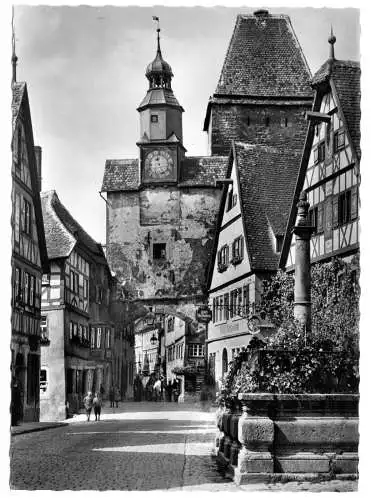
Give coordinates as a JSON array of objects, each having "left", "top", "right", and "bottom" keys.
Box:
[{"left": 150, "top": 332, "right": 158, "bottom": 345}]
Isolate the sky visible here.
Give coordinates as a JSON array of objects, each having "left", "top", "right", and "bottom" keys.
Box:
[{"left": 11, "top": 3, "right": 361, "bottom": 245}]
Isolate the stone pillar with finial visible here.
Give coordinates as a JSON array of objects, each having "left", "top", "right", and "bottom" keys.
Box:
[{"left": 293, "top": 191, "right": 315, "bottom": 331}]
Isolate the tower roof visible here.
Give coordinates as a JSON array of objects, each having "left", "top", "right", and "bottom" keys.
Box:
[
  {"left": 145, "top": 25, "right": 173, "bottom": 89},
  {"left": 215, "top": 11, "right": 312, "bottom": 98}
]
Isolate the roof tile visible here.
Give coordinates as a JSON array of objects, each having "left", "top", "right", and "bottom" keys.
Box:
[{"left": 216, "top": 13, "right": 312, "bottom": 98}]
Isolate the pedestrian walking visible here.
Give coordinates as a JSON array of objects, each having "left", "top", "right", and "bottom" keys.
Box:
[
  {"left": 166, "top": 380, "right": 173, "bottom": 402},
  {"left": 114, "top": 386, "right": 120, "bottom": 408},
  {"left": 93, "top": 392, "right": 102, "bottom": 421},
  {"left": 109, "top": 385, "right": 114, "bottom": 407},
  {"left": 83, "top": 391, "right": 93, "bottom": 421},
  {"left": 153, "top": 378, "right": 161, "bottom": 401}
]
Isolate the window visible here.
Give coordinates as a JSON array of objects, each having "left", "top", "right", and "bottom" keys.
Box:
[
  {"left": 151, "top": 114, "right": 159, "bottom": 123},
  {"left": 217, "top": 245, "right": 229, "bottom": 271},
  {"left": 23, "top": 272, "right": 29, "bottom": 305},
  {"left": 96, "top": 285, "right": 103, "bottom": 303},
  {"left": 167, "top": 316, "right": 175, "bottom": 332},
  {"left": 338, "top": 190, "right": 352, "bottom": 226},
  {"left": 83, "top": 278, "right": 89, "bottom": 299},
  {"left": 275, "top": 235, "right": 284, "bottom": 253},
  {"left": 73, "top": 323, "right": 78, "bottom": 338},
  {"left": 333, "top": 130, "right": 345, "bottom": 152},
  {"left": 69, "top": 321, "right": 73, "bottom": 339},
  {"left": 97, "top": 327, "right": 102, "bottom": 348},
  {"left": 40, "top": 368, "right": 48, "bottom": 392},
  {"left": 29, "top": 275, "right": 35, "bottom": 306},
  {"left": 13, "top": 267, "right": 21, "bottom": 304},
  {"left": 232, "top": 236, "right": 244, "bottom": 262},
  {"left": 14, "top": 194, "right": 20, "bottom": 243},
  {"left": 227, "top": 187, "right": 237, "bottom": 212},
  {"left": 91, "top": 327, "right": 95, "bottom": 348},
  {"left": 78, "top": 324, "right": 83, "bottom": 340},
  {"left": 188, "top": 344, "right": 204, "bottom": 357},
  {"left": 222, "top": 348, "right": 228, "bottom": 375},
  {"left": 40, "top": 316, "right": 48, "bottom": 341},
  {"left": 106, "top": 328, "right": 111, "bottom": 348},
  {"left": 309, "top": 207, "right": 318, "bottom": 234},
  {"left": 224, "top": 293, "right": 229, "bottom": 320},
  {"left": 243, "top": 284, "right": 250, "bottom": 316},
  {"left": 153, "top": 243, "right": 166, "bottom": 260},
  {"left": 22, "top": 198, "right": 32, "bottom": 235}
]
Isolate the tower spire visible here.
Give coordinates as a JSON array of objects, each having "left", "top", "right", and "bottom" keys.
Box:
[
  {"left": 12, "top": 6, "right": 18, "bottom": 84},
  {"left": 153, "top": 16, "right": 161, "bottom": 55},
  {"left": 328, "top": 25, "right": 336, "bottom": 60}
]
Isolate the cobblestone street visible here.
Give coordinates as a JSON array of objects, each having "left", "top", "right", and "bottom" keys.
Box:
[{"left": 9, "top": 402, "right": 357, "bottom": 491}]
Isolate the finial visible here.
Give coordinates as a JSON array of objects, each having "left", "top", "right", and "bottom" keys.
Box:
[
  {"left": 152, "top": 16, "right": 161, "bottom": 55},
  {"left": 328, "top": 25, "right": 336, "bottom": 60},
  {"left": 12, "top": 6, "right": 17, "bottom": 83},
  {"left": 296, "top": 191, "right": 310, "bottom": 227}
]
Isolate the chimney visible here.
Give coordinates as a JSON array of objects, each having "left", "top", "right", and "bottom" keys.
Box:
[{"left": 34, "top": 146, "right": 42, "bottom": 192}]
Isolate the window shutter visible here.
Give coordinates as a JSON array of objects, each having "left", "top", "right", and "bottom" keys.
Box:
[
  {"left": 313, "top": 146, "right": 318, "bottom": 164},
  {"left": 332, "top": 197, "right": 339, "bottom": 228},
  {"left": 351, "top": 186, "right": 358, "bottom": 220},
  {"left": 318, "top": 204, "right": 324, "bottom": 232}
]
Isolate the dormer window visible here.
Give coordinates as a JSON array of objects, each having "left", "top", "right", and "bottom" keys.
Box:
[
  {"left": 151, "top": 114, "right": 158, "bottom": 123},
  {"left": 275, "top": 235, "right": 284, "bottom": 253}
]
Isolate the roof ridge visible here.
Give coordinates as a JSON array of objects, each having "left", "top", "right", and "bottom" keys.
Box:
[{"left": 44, "top": 190, "right": 76, "bottom": 257}]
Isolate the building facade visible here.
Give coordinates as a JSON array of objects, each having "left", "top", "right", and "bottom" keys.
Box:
[
  {"left": 280, "top": 38, "right": 361, "bottom": 269},
  {"left": 101, "top": 24, "right": 230, "bottom": 398},
  {"left": 11, "top": 80, "right": 49, "bottom": 424},
  {"left": 205, "top": 10, "right": 315, "bottom": 389},
  {"left": 39, "top": 191, "right": 119, "bottom": 421},
  {"left": 203, "top": 10, "right": 313, "bottom": 156}
]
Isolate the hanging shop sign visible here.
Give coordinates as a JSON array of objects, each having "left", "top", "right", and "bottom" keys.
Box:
[{"left": 196, "top": 306, "right": 213, "bottom": 324}]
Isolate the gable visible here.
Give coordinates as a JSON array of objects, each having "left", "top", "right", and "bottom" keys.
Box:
[{"left": 209, "top": 155, "right": 251, "bottom": 291}]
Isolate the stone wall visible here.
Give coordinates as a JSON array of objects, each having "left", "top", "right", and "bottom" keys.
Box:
[
  {"left": 215, "top": 393, "right": 359, "bottom": 484},
  {"left": 107, "top": 186, "right": 222, "bottom": 301},
  {"left": 209, "top": 104, "right": 311, "bottom": 156}
]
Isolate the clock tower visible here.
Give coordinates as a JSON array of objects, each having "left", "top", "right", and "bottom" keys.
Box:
[{"left": 137, "top": 24, "right": 185, "bottom": 184}]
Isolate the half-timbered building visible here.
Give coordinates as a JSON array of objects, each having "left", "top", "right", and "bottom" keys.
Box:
[
  {"left": 207, "top": 141, "right": 302, "bottom": 388},
  {"left": 11, "top": 80, "right": 49, "bottom": 424},
  {"left": 39, "top": 190, "right": 119, "bottom": 420},
  {"left": 280, "top": 36, "right": 361, "bottom": 270}
]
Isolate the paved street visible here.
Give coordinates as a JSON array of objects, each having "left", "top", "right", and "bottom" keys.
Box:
[{"left": 10, "top": 402, "right": 357, "bottom": 491}]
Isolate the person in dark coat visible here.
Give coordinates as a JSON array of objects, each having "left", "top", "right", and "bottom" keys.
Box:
[
  {"left": 109, "top": 386, "right": 114, "bottom": 407},
  {"left": 93, "top": 392, "right": 102, "bottom": 421},
  {"left": 114, "top": 386, "right": 120, "bottom": 408}
]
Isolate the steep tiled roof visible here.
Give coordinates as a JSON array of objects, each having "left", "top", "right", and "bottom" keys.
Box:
[
  {"left": 179, "top": 156, "right": 228, "bottom": 187},
  {"left": 215, "top": 12, "right": 312, "bottom": 98},
  {"left": 101, "top": 159, "right": 140, "bottom": 192},
  {"left": 137, "top": 88, "right": 183, "bottom": 110},
  {"left": 311, "top": 60, "right": 361, "bottom": 159},
  {"left": 11, "top": 82, "right": 26, "bottom": 131},
  {"left": 235, "top": 141, "right": 301, "bottom": 270},
  {"left": 41, "top": 190, "right": 105, "bottom": 260},
  {"left": 101, "top": 156, "right": 228, "bottom": 191}
]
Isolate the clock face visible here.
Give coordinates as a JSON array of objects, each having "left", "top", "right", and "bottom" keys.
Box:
[{"left": 144, "top": 149, "right": 174, "bottom": 179}]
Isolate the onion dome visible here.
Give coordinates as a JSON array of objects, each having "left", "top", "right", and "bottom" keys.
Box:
[{"left": 145, "top": 28, "right": 173, "bottom": 89}]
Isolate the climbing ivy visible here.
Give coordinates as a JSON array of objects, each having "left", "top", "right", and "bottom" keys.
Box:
[{"left": 217, "top": 256, "right": 360, "bottom": 406}]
